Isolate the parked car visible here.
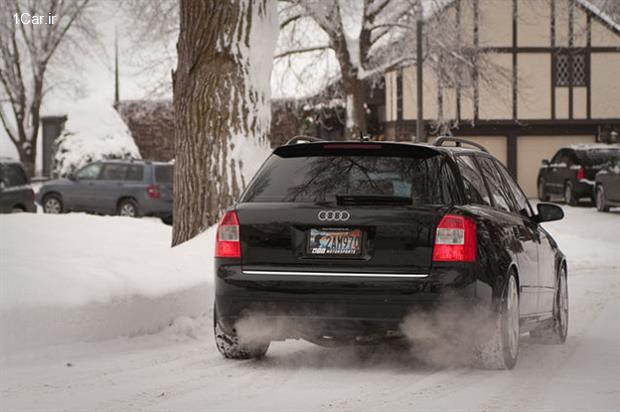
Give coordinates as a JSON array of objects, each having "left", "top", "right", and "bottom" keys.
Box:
[
  {"left": 37, "top": 160, "right": 173, "bottom": 223},
  {"left": 537, "top": 144, "right": 620, "bottom": 205},
  {"left": 0, "top": 158, "right": 36, "bottom": 213},
  {"left": 594, "top": 157, "right": 620, "bottom": 212},
  {"left": 213, "top": 136, "right": 568, "bottom": 370}
]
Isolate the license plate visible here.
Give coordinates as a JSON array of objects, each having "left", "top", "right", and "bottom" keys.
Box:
[{"left": 307, "top": 228, "right": 362, "bottom": 256}]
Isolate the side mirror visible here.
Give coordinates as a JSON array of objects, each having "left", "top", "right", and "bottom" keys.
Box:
[
  {"left": 535, "top": 203, "right": 564, "bottom": 223},
  {"left": 67, "top": 173, "right": 76, "bottom": 181},
  {"left": 542, "top": 159, "right": 550, "bottom": 166}
]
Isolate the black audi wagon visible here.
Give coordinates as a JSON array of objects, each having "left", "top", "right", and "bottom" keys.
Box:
[{"left": 214, "top": 137, "right": 568, "bottom": 369}]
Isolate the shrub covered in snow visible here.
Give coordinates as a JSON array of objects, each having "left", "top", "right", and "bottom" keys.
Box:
[{"left": 53, "top": 98, "right": 141, "bottom": 177}]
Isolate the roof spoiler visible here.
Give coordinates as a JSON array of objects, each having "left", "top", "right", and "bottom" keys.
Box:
[
  {"left": 285, "top": 135, "right": 325, "bottom": 145},
  {"left": 433, "top": 136, "right": 489, "bottom": 153}
]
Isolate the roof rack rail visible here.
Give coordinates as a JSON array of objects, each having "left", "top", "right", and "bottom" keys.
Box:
[
  {"left": 433, "top": 136, "right": 489, "bottom": 153},
  {"left": 286, "top": 135, "right": 325, "bottom": 145}
]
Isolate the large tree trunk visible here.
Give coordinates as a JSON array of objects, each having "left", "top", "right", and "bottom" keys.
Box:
[{"left": 172, "top": 0, "right": 277, "bottom": 246}]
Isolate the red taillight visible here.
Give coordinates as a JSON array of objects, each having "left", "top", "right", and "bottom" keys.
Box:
[
  {"left": 432, "top": 214, "right": 476, "bottom": 262},
  {"left": 147, "top": 185, "right": 161, "bottom": 199},
  {"left": 215, "top": 211, "right": 241, "bottom": 258},
  {"left": 576, "top": 166, "right": 585, "bottom": 181}
]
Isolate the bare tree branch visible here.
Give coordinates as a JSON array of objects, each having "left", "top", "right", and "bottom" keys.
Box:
[{"left": 275, "top": 45, "right": 330, "bottom": 59}]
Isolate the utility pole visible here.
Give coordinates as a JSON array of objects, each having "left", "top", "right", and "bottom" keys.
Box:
[
  {"left": 114, "top": 26, "right": 120, "bottom": 109},
  {"left": 416, "top": 2, "right": 425, "bottom": 142}
]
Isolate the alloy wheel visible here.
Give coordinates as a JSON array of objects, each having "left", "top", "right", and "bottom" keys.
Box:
[
  {"left": 44, "top": 198, "right": 61, "bottom": 214},
  {"left": 505, "top": 276, "right": 520, "bottom": 360},
  {"left": 558, "top": 270, "right": 569, "bottom": 338},
  {"left": 596, "top": 187, "right": 606, "bottom": 211},
  {"left": 119, "top": 203, "right": 136, "bottom": 217}
]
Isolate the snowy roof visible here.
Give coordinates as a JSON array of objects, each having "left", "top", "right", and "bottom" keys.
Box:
[
  {"left": 568, "top": 143, "right": 620, "bottom": 151},
  {"left": 431, "top": 0, "right": 620, "bottom": 34},
  {"left": 577, "top": 0, "right": 620, "bottom": 34}
]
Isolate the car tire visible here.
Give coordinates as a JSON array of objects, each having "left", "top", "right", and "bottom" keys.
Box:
[
  {"left": 213, "top": 307, "right": 269, "bottom": 360},
  {"left": 595, "top": 185, "right": 609, "bottom": 212},
  {"left": 43, "top": 194, "right": 63, "bottom": 214},
  {"left": 564, "top": 182, "right": 577, "bottom": 206},
  {"left": 161, "top": 215, "right": 173, "bottom": 225},
  {"left": 117, "top": 199, "right": 139, "bottom": 218},
  {"left": 530, "top": 266, "right": 568, "bottom": 344},
  {"left": 538, "top": 179, "right": 550, "bottom": 201},
  {"left": 474, "top": 272, "right": 520, "bottom": 370}
]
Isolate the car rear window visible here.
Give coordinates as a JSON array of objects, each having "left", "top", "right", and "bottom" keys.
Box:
[
  {"left": 155, "top": 165, "right": 173, "bottom": 184},
  {"left": 579, "top": 149, "right": 620, "bottom": 165},
  {"left": 242, "top": 152, "right": 456, "bottom": 204}
]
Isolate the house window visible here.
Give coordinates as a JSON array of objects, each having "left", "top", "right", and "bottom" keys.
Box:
[
  {"left": 555, "top": 53, "right": 586, "bottom": 87},
  {"left": 396, "top": 71, "right": 403, "bottom": 120}
]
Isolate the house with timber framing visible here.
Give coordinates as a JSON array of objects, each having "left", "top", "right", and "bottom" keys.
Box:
[{"left": 383, "top": 0, "right": 620, "bottom": 197}]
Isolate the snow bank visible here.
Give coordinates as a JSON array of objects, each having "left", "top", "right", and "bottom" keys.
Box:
[
  {"left": 0, "top": 213, "right": 213, "bottom": 353},
  {"left": 53, "top": 98, "right": 141, "bottom": 177}
]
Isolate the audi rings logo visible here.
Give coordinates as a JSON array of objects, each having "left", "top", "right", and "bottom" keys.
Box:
[{"left": 318, "top": 210, "right": 350, "bottom": 222}]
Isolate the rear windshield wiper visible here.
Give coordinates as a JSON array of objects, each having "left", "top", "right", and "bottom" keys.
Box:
[{"left": 336, "top": 195, "right": 413, "bottom": 206}]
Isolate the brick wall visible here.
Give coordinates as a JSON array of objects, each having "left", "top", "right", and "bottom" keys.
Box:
[{"left": 118, "top": 100, "right": 175, "bottom": 161}]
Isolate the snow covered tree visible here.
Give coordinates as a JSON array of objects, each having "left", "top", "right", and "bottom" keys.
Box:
[
  {"left": 53, "top": 98, "right": 141, "bottom": 177},
  {"left": 276, "top": 0, "right": 512, "bottom": 136},
  {"left": 172, "top": 0, "right": 278, "bottom": 245},
  {"left": 0, "top": 0, "right": 96, "bottom": 176}
]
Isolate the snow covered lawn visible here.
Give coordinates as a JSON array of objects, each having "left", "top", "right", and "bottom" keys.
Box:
[
  {"left": 1, "top": 206, "right": 619, "bottom": 411},
  {"left": 0, "top": 213, "right": 215, "bottom": 353}
]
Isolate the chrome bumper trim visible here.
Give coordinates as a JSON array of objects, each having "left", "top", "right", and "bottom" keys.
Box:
[{"left": 242, "top": 270, "right": 429, "bottom": 278}]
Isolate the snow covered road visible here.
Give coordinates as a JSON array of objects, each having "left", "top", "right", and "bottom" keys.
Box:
[{"left": 1, "top": 207, "right": 619, "bottom": 411}]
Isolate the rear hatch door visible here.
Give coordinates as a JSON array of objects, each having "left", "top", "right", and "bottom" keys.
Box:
[{"left": 237, "top": 142, "right": 456, "bottom": 275}]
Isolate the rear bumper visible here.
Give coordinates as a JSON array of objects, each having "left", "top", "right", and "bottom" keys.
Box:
[
  {"left": 574, "top": 179, "right": 595, "bottom": 198},
  {"left": 214, "top": 261, "right": 491, "bottom": 339}
]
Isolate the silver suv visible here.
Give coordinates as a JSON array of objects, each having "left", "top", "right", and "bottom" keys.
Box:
[{"left": 37, "top": 160, "right": 173, "bottom": 223}]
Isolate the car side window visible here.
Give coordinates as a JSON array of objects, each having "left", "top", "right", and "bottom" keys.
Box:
[
  {"left": 476, "top": 157, "right": 513, "bottom": 213},
  {"left": 101, "top": 164, "right": 127, "bottom": 180},
  {"left": 559, "top": 150, "right": 571, "bottom": 166},
  {"left": 494, "top": 160, "right": 533, "bottom": 217},
  {"left": 551, "top": 150, "right": 564, "bottom": 166},
  {"left": 75, "top": 163, "right": 102, "bottom": 180},
  {"left": 455, "top": 155, "right": 490, "bottom": 206},
  {"left": 565, "top": 150, "right": 579, "bottom": 166},
  {"left": 4, "top": 164, "right": 28, "bottom": 187},
  {"left": 126, "top": 165, "right": 144, "bottom": 181}
]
